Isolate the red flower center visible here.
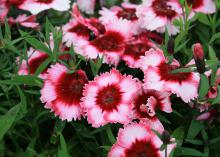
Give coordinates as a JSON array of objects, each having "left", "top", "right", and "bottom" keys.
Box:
[
  {"left": 125, "top": 139, "right": 160, "bottom": 157},
  {"left": 117, "top": 8, "right": 138, "bottom": 21},
  {"left": 186, "top": 0, "right": 203, "bottom": 9},
  {"left": 28, "top": 54, "right": 49, "bottom": 74},
  {"left": 55, "top": 71, "right": 88, "bottom": 105},
  {"left": 68, "top": 23, "right": 90, "bottom": 39},
  {"left": 6, "top": 0, "right": 25, "bottom": 6},
  {"left": 96, "top": 84, "right": 123, "bottom": 112},
  {"left": 124, "top": 43, "right": 151, "bottom": 60},
  {"left": 90, "top": 20, "right": 106, "bottom": 34},
  {"left": 152, "top": 0, "right": 177, "bottom": 19},
  {"left": 133, "top": 90, "right": 162, "bottom": 118},
  {"left": 91, "top": 31, "right": 125, "bottom": 53},
  {"left": 158, "top": 62, "right": 192, "bottom": 82},
  {"left": 36, "top": 0, "right": 53, "bottom": 4}
]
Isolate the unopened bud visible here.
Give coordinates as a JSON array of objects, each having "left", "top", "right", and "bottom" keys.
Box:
[
  {"left": 192, "top": 43, "right": 205, "bottom": 74},
  {"left": 167, "top": 37, "right": 174, "bottom": 55},
  {"left": 161, "top": 130, "right": 171, "bottom": 145}
]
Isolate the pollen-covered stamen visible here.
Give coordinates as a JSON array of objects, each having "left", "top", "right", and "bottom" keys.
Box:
[
  {"left": 124, "top": 139, "right": 160, "bottom": 157},
  {"left": 28, "top": 54, "right": 49, "bottom": 74},
  {"left": 158, "top": 62, "right": 192, "bottom": 82},
  {"left": 55, "top": 71, "right": 88, "bottom": 105},
  {"left": 152, "top": 0, "right": 177, "bottom": 19},
  {"left": 96, "top": 84, "right": 123, "bottom": 112},
  {"left": 68, "top": 23, "right": 90, "bottom": 39},
  {"left": 186, "top": 0, "right": 203, "bottom": 9},
  {"left": 116, "top": 8, "right": 138, "bottom": 21},
  {"left": 91, "top": 31, "right": 124, "bottom": 52},
  {"left": 36, "top": 0, "right": 53, "bottom": 4}
]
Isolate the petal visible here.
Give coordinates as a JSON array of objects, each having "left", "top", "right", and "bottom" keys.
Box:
[{"left": 87, "top": 107, "right": 106, "bottom": 127}]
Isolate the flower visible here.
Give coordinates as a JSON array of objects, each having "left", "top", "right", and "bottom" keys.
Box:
[
  {"left": 19, "top": 0, "right": 70, "bottom": 15},
  {"left": 187, "top": 0, "right": 216, "bottom": 16},
  {"left": 140, "top": 48, "right": 200, "bottom": 103},
  {"left": 121, "top": 31, "right": 157, "bottom": 68},
  {"left": 18, "top": 48, "right": 49, "bottom": 78},
  {"left": 99, "top": 2, "right": 140, "bottom": 33},
  {"left": 136, "top": 0, "right": 182, "bottom": 35},
  {"left": 108, "top": 122, "right": 176, "bottom": 157},
  {"left": 81, "top": 69, "right": 141, "bottom": 127},
  {"left": 0, "top": 1, "right": 8, "bottom": 22},
  {"left": 8, "top": 14, "right": 39, "bottom": 28},
  {"left": 131, "top": 87, "right": 172, "bottom": 133},
  {"left": 40, "top": 63, "right": 88, "bottom": 121},
  {"left": 75, "top": 19, "right": 133, "bottom": 65},
  {"left": 77, "top": 0, "right": 96, "bottom": 14}
]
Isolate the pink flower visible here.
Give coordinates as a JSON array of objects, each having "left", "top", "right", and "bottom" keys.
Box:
[
  {"left": 136, "top": 0, "right": 182, "bottom": 35},
  {"left": 187, "top": 0, "right": 216, "bottom": 15},
  {"left": 99, "top": 2, "right": 140, "bottom": 33},
  {"left": 40, "top": 63, "right": 88, "bottom": 121},
  {"left": 19, "top": 0, "right": 70, "bottom": 14},
  {"left": 76, "top": 19, "right": 133, "bottom": 65},
  {"left": 77, "top": 0, "right": 96, "bottom": 14},
  {"left": 8, "top": 14, "right": 39, "bottom": 28},
  {"left": 18, "top": 48, "right": 49, "bottom": 79},
  {"left": 140, "top": 48, "right": 200, "bottom": 103},
  {"left": 0, "top": 1, "right": 8, "bottom": 22},
  {"left": 121, "top": 32, "right": 157, "bottom": 68},
  {"left": 81, "top": 69, "right": 141, "bottom": 127},
  {"left": 131, "top": 87, "right": 172, "bottom": 133},
  {"left": 108, "top": 122, "right": 176, "bottom": 157}
]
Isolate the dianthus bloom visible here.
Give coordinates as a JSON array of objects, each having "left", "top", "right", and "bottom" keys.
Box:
[
  {"left": 187, "top": 0, "right": 216, "bottom": 17},
  {"left": 18, "top": 48, "right": 49, "bottom": 78},
  {"left": 19, "top": 0, "right": 70, "bottom": 14},
  {"left": 76, "top": 19, "right": 133, "bottom": 65},
  {"left": 8, "top": 14, "right": 39, "bottom": 28},
  {"left": 108, "top": 122, "right": 176, "bottom": 157},
  {"left": 136, "top": 0, "right": 182, "bottom": 35},
  {"left": 77, "top": 0, "right": 96, "bottom": 14},
  {"left": 140, "top": 48, "right": 200, "bottom": 103},
  {"left": 40, "top": 63, "right": 88, "bottom": 121},
  {"left": 132, "top": 87, "right": 172, "bottom": 132},
  {"left": 81, "top": 69, "right": 141, "bottom": 127}
]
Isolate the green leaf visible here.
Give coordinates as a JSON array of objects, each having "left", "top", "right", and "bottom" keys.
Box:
[
  {"left": 172, "top": 127, "right": 184, "bottom": 146},
  {"left": 212, "top": 85, "right": 220, "bottom": 104},
  {"left": 187, "top": 119, "right": 204, "bottom": 139},
  {"left": 198, "top": 74, "right": 210, "bottom": 100},
  {"left": 106, "top": 126, "right": 116, "bottom": 145},
  {"left": 0, "top": 75, "right": 43, "bottom": 87},
  {"left": 0, "top": 104, "right": 20, "bottom": 141},
  {"left": 208, "top": 45, "right": 217, "bottom": 60},
  {"left": 35, "top": 57, "right": 51, "bottom": 76},
  {"left": 58, "top": 134, "right": 70, "bottom": 157},
  {"left": 209, "top": 32, "right": 220, "bottom": 44},
  {"left": 4, "top": 20, "right": 11, "bottom": 41},
  {"left": 19, "top": 30, "right": 51, "bottom": 55},
  {"left": 174, "top": 147, "right": 204, "bottom": 156},
  {"left": 185, "top": 139, "right": 204, "bottom": 145}
]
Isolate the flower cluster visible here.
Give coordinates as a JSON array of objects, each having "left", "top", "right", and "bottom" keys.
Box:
[{"left": 2, "top": 0, "right": 218, "bottom": 156}]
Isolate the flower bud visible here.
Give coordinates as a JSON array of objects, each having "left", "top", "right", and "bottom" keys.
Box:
[
  {"left": 167, "top": 37, "right": 174, "bottom": 55},
  {"left": 192, "top": 43, "right": 205, "bottom": 74},
  {"left": 161, "top": 130, "right": 171, "bottom": 145}
]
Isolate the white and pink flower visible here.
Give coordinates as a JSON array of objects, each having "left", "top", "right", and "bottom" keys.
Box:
[
  {"left": 0, "top": 1, "right": 8, "bottom": 22},
  {"left": 108, "top": 122, "right": 176, "bottom": 157},
  {"left": 19, "top": 0, "right": 70, "bottom": 15},
  {"left": 187, "top": 0, "right": 216, "bottom": 16},
  {"left": 81, "top": 69, "right": 141, "bottom": 127},
  {"left": 40, "top": 63, "right": 88, "bottom": 121},
  {"left": 18, "top": 48, "right": 49, "bottom": 78},
  {"left": 122, "top": 32, "right": 157, "bottom": 68},
  {"left": 136, "top": 0, "right": 182, "bottom": 35},
  {"left": 8, "top": 14, "right": 39, "bottom": 28},
  {"left": 77, "top": 0, "right": 96, "bottom": 15},
  {"left": 75, "top": 19, "right": 133, "bottom": 65},
  {"left": 140, "top": 48, "right": 200, "bottom": 103}
]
